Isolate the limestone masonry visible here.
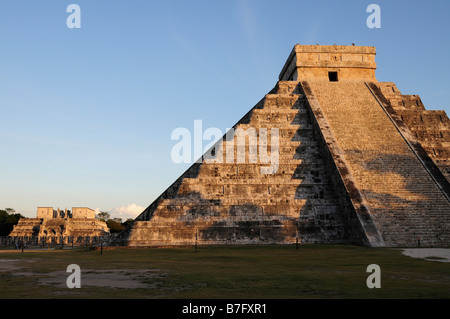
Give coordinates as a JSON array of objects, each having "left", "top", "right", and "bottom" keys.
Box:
[
  {"left": 9, "top": 207, "right": 109, "bottom": 245},
  {"left": 111, "top": 44, "right": 449, "bottom": 247}
]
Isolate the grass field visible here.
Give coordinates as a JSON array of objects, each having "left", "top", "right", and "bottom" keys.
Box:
[{"left": 0, "top": 244, "right": 449, "bottom": 299}]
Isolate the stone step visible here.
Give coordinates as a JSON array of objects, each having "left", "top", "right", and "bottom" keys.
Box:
[
  {"left": 157, "top": 198, "right": 340, "bottom": 209},
  {"left": 276, "top": 81, "right": 302, "bottom": 94}
]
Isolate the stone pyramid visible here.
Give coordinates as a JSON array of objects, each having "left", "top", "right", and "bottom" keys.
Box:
[{"left": 113, "top": 44, "right": 450, "bottom": 247}]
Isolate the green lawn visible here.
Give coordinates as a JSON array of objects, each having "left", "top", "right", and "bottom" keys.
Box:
[{"left": 0, "top": 244, "right": 448, "bottom": 299}]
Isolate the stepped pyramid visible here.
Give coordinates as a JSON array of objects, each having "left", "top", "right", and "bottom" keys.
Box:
[{"left": 113, "top": 44, "right": 450, "bottom": 247}]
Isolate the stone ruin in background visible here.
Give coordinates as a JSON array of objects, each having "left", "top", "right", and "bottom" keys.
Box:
[{"left": 9, "top": 207, "right": 109, "bottom": 246}]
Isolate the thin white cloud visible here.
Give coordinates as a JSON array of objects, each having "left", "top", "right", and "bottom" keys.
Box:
[
  {"left": 95, "top": 203, "right": 145, "bottom": 221},
  {"left": 236, "top": 0, "right": 257, "bottom": 41},
  {"left": 304, "top": 19, "right": 323, "bottom": 44}
]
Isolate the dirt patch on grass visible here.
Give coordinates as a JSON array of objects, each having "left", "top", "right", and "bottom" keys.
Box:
[
  {"left": 402, "top": 248, "right": 450, "bottom": 263},
  {"left": 0, "top": 259, "right": 22, "bottom": 271},
  {"left": 0, "top": 259, "right": 166, "bottom": 289},
  {"left": 0, "top": 259, "right": 38, "bottom": 271},
  {"left": 36, "top": 268, "right": 166, "bottom": 289}
]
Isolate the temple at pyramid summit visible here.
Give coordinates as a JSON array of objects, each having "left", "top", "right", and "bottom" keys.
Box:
[{"left": 113, "top": 44, "right": 450, "bottom": 248}]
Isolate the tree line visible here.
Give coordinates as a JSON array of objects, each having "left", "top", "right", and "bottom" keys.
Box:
[
  {"left": 0, "top": 208, "right": 24, "bottom": 236},
  {"left": 95, "top": 211, "right": 134, "bottom": 233}
]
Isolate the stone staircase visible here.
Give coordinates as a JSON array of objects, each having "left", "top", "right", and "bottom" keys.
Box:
[{"left": 303, "top": 80, "right": 450, "bottom": 247}]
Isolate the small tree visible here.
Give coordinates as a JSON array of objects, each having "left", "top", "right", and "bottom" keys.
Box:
[
  {"left": 0, "top": 208, "right": 24, "bottom": 236},
  {"left": 106, "top": 219, "right": 125, "bottom": 233},
  {"left": 123, "top": 218, "right": 134, "bottom": 228},
  {"left": 5, "top": 208, "right": 15, "bottom": 214},
  {"left": 96, "top": 211, "right": 110, "bottom": 222}
]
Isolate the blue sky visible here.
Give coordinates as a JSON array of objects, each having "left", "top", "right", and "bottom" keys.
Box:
[{"left": 1, "top": 0, "right": 449, "bottom": 218}]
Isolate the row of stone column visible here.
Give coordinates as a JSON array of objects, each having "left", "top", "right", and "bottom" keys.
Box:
[{"left": 1, "top": 236, "right": 109, "bottom": 246}]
